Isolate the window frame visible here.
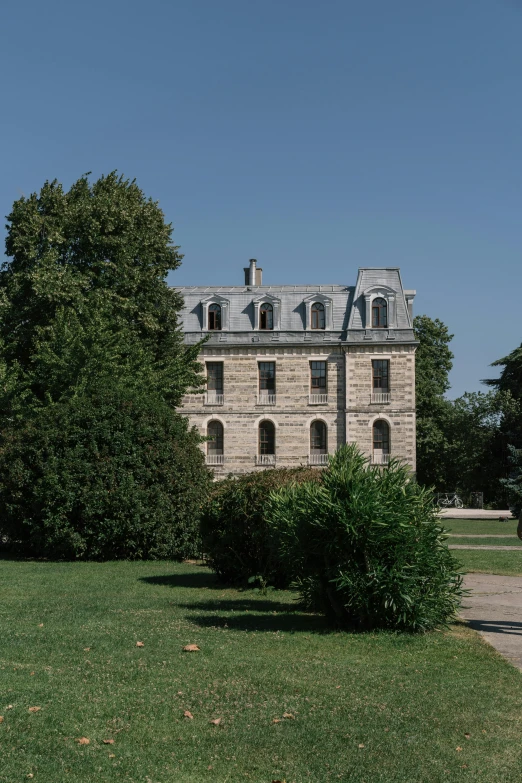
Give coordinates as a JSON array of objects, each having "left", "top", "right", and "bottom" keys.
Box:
[
  {"left": 372, "top": 297, "right": 388, "bottom": 329},
  {"left": 310, "top": 360, "right": 327, "bottom": 393},
  {"left": 208, "top": 303, "right": 222, "bottom": 331},
  {"left": 372, "top": 359, "right": 390, "bottom": 392},
  {"left": 373, "top": 419, "right": 390, "bottom": 454},
  {"left": 258, "top": 361, "right": 276, "bottom": 393},
  {"left": 258, "top": 420, "right": 276, "bottom": 455},
  {"left": 207, "top": 420, "right": 224, "bottom": 455},
  {"left": 311, "top": 302, "right": 326, "bottom": 330},
  {"left": 206, "top": 362, "right": 224, "bottom": 393},
  {"left": 310, "top": 420, "right": 327, "bottom": 454},
  {"left": 259, "top": 302, "right": 274, "bottom": 330}
]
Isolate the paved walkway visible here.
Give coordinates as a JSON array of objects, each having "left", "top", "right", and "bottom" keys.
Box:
[
  {"left": 451, "top": 544, "right": 522, "bottom": 551},
  {"left": 439, "top": 508, "right": 513, "bottom": 519},
  {"left": 461, "top": 574, "right": 522, "bottom": 670},
  {"left": 449, "top": 534, "right": 517, "bottom": 538}
]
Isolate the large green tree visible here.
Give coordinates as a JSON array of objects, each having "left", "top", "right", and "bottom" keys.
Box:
[
  {"left": 413, "top": 315, "right": 454, "bottom": 488},
  {"left": 0, "top": 173, "right": 210, "bottom": 559}
]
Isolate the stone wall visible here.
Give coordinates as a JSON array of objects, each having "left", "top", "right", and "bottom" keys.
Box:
[{"left": 181, "top": 343, "right": 416, "bottom": 475}]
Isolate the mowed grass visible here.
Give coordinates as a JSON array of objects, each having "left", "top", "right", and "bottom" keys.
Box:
[
  {"left": 442, "top": 519, "right": 517, "bottom": 536},
  {"left": 441, "top": 519, "right": 522, "bottom": 576},
  {"left": 455, "top": 550, "right": 522, "bottom": 578},
  {"left": 1, "top": 561, "right": 522, "bottom": 783}
]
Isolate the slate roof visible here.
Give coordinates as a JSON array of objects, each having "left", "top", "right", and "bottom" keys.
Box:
[{"left": 175, "top": 267, "right": 416, "bottom": 344}]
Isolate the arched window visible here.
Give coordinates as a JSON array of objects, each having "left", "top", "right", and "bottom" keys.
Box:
[
  {"left": 208, "top": 303, "right": 222, "bottom": 330},
  {"left": 373, "top": 420, "right": 390, "bottom": 464},
  {"left": 260, "top": 303, "right": 273, "bottom": 330},
  {"left": 207, "top": 420, "right": 224, "bottom": 455},
  {"left": 310, "top": 421, "right": 327, "bottom": 453},
  {"left": 372, "top": 298, "right": 387, "bottom": 328},
  {"left": 311, "top": 302, "right": 325, "bottom": 330},
  {"left": 259, "top": 420, "right": 275, "bottom": 455}
]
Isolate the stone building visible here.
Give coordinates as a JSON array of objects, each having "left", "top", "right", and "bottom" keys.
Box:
[{"left": 178, "top": 261, "right": 417, "bottom": 475}]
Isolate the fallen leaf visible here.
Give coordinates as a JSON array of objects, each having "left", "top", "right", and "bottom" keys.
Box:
[
  {"left": 136, "top": 641, "right": 144, "bottom": 648},
  {"left": 84, "top": 648, "right": 91, "bottom": 652},
  {"left": 182, "top": 644, "right": 200, "bottom": 652},
  {"left": 30, "top": 672, "right": 35, "bottom": 676},
  {"left": 0, "top": 716, "right": 3, "bottom": 723},
  {"left": 282, "top": 712, "right": 295, "bottom": 720},
  {"left": 109, "top": 753, "right": 116, "bottom": 758},
  {"left": 76, "top": 737, "right": 90, "bottom": 745},
  {"left": 384, "top": 727, "right": 389, "bottom": 732},
  {"left": 38, "top": 623, "right": 44, "bottom": 628},
  {"left": 358, "top": 743, "right": 365, "bottom": 749},
  {"left": 7, "top": 706, "right": 13, "bottom": 710},
  {"left": 456, "top": 746, "right": 463, "bottom": 752},
  {"left": 336, "top": 685, "right": 341, "bottom": 689},
  {"left": 28, "top": 707, "right": 41, "bottom": 713},
  {"left": 183, "top": 710, "right": 194, "bottom": 719},
  {"left": 103, "top": 739, "right": 115, "bottom": 744},
  {"left": 461, "top": 765, "right": 468, "bottom": 769},
  {"left": 27, "top": 775, "right": 34, "bottom": 779},
  {"left": 272, "top": 718, "right": 281, "bottom": 724},
  {"left": 464, "top": 733, "right": 471, "bottom": 739},
  {"left": 209, "top": 718, "right": 222, "bottom": 725}
]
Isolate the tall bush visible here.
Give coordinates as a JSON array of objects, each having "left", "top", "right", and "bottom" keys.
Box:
[
  {"left": 200, "top": 467, "right": 321, "bottom": 587},
  {"left": 268, "top": 445, "right": 463, "bottom": 631},
  {"left": 0, "top": 384, "right": 210, "bottom": 560}
]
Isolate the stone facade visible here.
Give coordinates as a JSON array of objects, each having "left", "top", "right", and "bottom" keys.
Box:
[{"left": 177, "top": 264, "right": 417, "bottom": 475}]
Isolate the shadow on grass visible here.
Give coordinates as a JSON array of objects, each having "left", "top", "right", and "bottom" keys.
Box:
[
  {"left": 185, "top": 610, "right": 330, "bottom": 633},
  {"left": 140, "top": 572, "right": 222, "bottom": 589}
]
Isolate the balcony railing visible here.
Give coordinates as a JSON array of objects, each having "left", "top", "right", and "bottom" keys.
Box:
[
  {"left": 372, "top": 453, "right": 390, "bottom": 465},
  {"left": 257, "top": 393, "right": 276, "bottom": 406},
  {"left": 309, "top": 453, "right": 329, "bottom": 466},
  {"left": 205, "top": 392, "right": 224, "bottom": 405},
  {"left": 256, "top": 454, "right": 276, "bottom": 466},
  {"left": 206, "top": 454, "right": 225, "bottom": 465},
  {"left": 309, "top": 394, "right": 328, "bottom": 405},
  {"left": 371, "top": 392, "right": 391, "bottom": 404}
]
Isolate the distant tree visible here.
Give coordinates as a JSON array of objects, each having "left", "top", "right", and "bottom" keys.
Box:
[
  {"left": 0, "top": 173, "right": 210, "bottom": 559},
  {"left": 484, "top": 343, "right": 522, "bottom": 401},
  {"left": 501, "top": 446, "right": 522, "bottom": 523},
  {"left": 413, "top": 315, "right": 454, "bottom": 488}
]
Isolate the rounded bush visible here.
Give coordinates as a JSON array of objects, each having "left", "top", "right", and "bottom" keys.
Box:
[
  {"left": 0, "top": 387, "right": 211, "bottom": 560},
  {"left": 268, "top": 445, "right": 463, "bottom": 632},
  {"left": 200, "top": 467, "right": 321, "bottom": 587}
]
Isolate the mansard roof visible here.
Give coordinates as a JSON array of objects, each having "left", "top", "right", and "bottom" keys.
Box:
[{"left": 175, "top": 266, "right": 416, "bottom": 345}]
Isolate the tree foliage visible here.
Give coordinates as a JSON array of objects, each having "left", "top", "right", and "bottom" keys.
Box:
[
  {"left": 201, "top": 467, "right": 321, "bottom": 587},
  {"left": 0, "top": 173, "right": 210, "bottom": 558},
  {"left": 268, "top": 445, "right": 463, "bottom": 632},
  {"left": 413, "top": 315, "right": 454, "bottom": 488}
]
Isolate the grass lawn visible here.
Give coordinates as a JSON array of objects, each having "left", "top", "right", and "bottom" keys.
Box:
[
  {"left": 442, "top": 519, "right": 517, "bottom": 536},
  {"left": 1, "top": 560, "right": 522, "bottom": 783},
  {"left": 450, "top": 537, "right": 521, "bottom": 547},
  {"left": 454, "top": 549, "right": 522, "bottom": 578}
]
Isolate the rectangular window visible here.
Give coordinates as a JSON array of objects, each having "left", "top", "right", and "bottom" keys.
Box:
[
  {"left": 207, "top": 362, "right": 224, "bottom": 393},
  {"left": 259, "top": 362, "right": 276, "bottom": 392},
  {"left": 310, "top": 361, "right": 327, "bottom": 392},
  {"left": 372, "top": 360, "right": 389, "bottom": 392}
]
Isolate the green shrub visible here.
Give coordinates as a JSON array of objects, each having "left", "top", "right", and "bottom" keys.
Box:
[
  {"left": 200, "top": 467, "right": 322, "bottom": 587},
  {"left": 0, "top": 386, "right": 211, "bottom": 560},
  {"left": 267, "top": 444, "right": 463, "bottom": 631}
]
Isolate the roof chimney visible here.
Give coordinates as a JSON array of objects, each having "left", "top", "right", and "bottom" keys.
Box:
[{"left": 244, "top": 259, "right": 262, "bottom": 286}]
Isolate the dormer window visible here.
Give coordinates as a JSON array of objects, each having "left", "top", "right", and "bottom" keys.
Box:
[
  {"left": 260, "top": 303, "right": 273, "bottom": 330},
  {"left": 311, "top": 302, "right": 325, "bottom": 330},
  {"left": 372, "top": 298, "right": 388, "bottom": 328},
  {"left": 208, "top": 303, "right": 222, "bottom": 330}
]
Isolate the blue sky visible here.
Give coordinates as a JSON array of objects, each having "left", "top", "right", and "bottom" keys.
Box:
[{"left": 1, "top": 0, "right": 521, "bottom": 397}]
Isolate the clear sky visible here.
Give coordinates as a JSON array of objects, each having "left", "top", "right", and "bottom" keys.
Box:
[{"left": 1, "top": 0, "right": 520, "bottom": 397}]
